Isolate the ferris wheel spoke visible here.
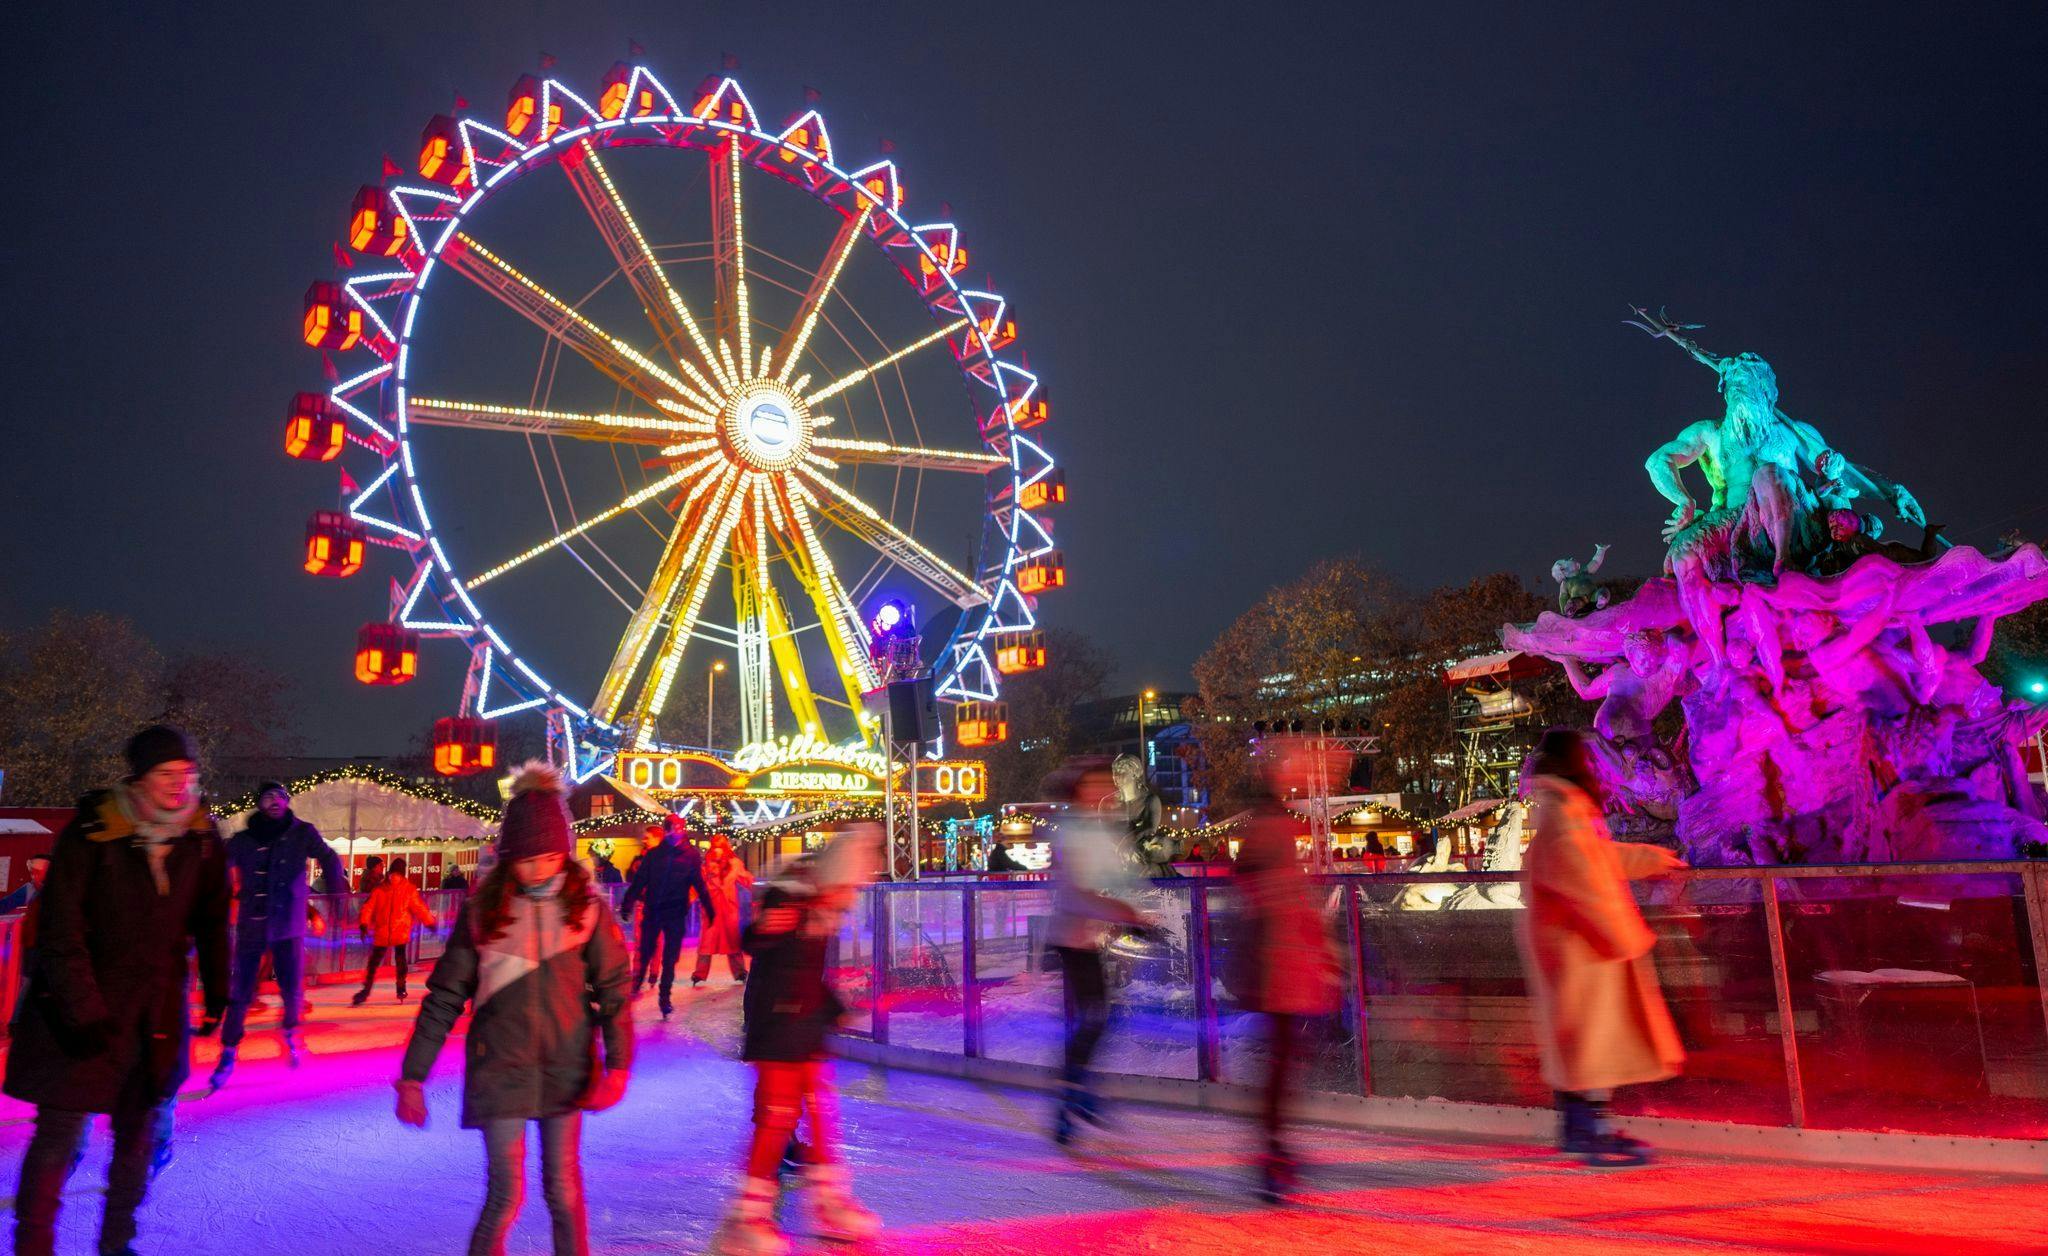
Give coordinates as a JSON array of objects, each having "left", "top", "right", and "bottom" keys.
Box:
[
  {"left": 591, "top": 466, "right": 740, "bottom": 724},
  {"left": 409, "top": 397, "right": 710, "bottom": 443},
  {"left": 445, "top": 233, "right": 719, "bottom": 414},
  {"left": 629, "top": 472, "right": 757, "bottom": 745},
  {"left": 772, "top": 203, "right": 872, "bottom": 384},
  {"left": 810, "top": 435, "right": 1005, "bottom": 473},
  {"left": 803, "top": 318, "right": 971, "bottom": 406},
  {"left": 793, "top": 468, "right": 988, "bottom": 609},
  {"left": 562, "top": 140, "right": 731, "bottom": 392},
  {"left": 710, "top": 138, "right": 755, "bottom": 381},
  {"left": 464, "top": 455, "right": 716, "bottom": 590},
  {"left": 777, "top": 486, "right": 884, "bottom": 705}
]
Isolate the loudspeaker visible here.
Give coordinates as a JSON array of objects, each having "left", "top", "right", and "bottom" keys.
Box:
[{"left": 886, "top": 676, "right": 939, "bottom": 745}]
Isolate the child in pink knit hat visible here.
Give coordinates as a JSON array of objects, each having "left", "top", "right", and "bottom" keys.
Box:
[{"left": 394, "top": 762, "right": 635, "bottom": 1255}]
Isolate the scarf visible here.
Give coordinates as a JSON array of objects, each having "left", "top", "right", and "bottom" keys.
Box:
[
  {"left": 117, "top": 783, "right": 197, "bottom": 896},
  {"left": 517, "top": 872, "right": 565, "bottom": 902}
]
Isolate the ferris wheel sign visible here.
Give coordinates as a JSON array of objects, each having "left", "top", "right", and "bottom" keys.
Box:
[
  {"left": 616, "top": 747, "right": 985, "bottom": 802},
  {"left": 286, "top": 58, "right": 1066, "bottom": 785}
]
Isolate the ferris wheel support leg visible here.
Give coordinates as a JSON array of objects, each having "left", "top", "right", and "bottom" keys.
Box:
[
  {"left": 760, "top": 570, "right": 825, "bottom": 739},
  {"left": 775, "top": 495, "right": 883, "bottom": 737},
  {"left": 592, "top": 471, "right": 731, "bottom": 725},
  {"left": 626, "top": 472, "right": 753, "bottom": 745}
]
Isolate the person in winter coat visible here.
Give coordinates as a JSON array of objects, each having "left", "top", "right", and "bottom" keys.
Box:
[
  {"left": 358, "top": 854, "right": 387, "bottom": 894},
  {"left": 1231, "top": 736, "right": 1344, "bottom": 1202},
  {"left": 620, "top": 814, "right": 714, "bottom": 1016},
  {"left": 692, "top": 834, "right": 755, "bottom": 985},
  {"left": 0, "top": 855, "right": 49, "bottom": 914},
  {"left": 212, "top": 780, "right": 348, "bottom": 1085},
  {"left": 1516, "top": 728, "right": 1686, "bottom": 1167},
  {"left": 442, "top": 865, "right": 470, "bottom": 893},
  {"left": 397, "top": 762, "right": 634, "bottom": 1256},
  {"left": 1044, "top": 757, "right": 1157, "bottom": 1147},
  {"left": 354, "top": 857, "right": 437, "bottom": 1004},
  {"left": 4, "top": 725, "right": 230, "bottom": 1256},
  {"left": 710, "top": 825, "right": 881, "bottom": 1256}
]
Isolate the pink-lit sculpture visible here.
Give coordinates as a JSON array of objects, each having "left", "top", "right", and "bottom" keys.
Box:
[{"left": 1507, "top": 313, "right": 2048, "bottom": 864}]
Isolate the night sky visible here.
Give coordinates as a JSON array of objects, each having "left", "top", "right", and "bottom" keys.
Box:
[{"left": 4, "top": 2, "right": 2045, "bottom": 755}]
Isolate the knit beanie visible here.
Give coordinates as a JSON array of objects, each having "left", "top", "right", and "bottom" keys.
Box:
[
  {"left": 256, "top": 780, "right": 290, "bottom": 802},
  {"left": 126, "top": 725, "right": 198, "bottom": 780},
  {"left": 498, "top": 761, "right": 574, "bottom": 861}
]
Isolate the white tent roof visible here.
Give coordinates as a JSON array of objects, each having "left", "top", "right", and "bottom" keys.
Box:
[{"left": 219, "top": 777, "right": 496, "bottom": 847}]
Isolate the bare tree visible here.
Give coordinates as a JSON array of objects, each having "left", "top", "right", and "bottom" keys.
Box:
[{"left": 0, "top": 611, "right": 165, "bottom": 804}]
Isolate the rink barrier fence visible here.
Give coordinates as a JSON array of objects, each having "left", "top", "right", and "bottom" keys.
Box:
[{"left": 830, "top": 862, "right": 2048, "bottom": 1174}]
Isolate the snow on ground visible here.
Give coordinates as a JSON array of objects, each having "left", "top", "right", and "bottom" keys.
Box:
[{"left": 3, "top": 979, "right": 2044, "bottom": 1254}]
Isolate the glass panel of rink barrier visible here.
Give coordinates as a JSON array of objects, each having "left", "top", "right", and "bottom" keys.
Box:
[
  {"left": 883, "top": 887, "right": 966, "bottom": 1052},
  {"left": 1612, "top": 875, "right": 1792, "bottom": 1127},
  {"left": 1095, "top": 884, "right": 1200, "bottom": 1081},
  {"left": 975, "top": 885, "right": 1063, "bottom": 1067},
  {"left": 1775, "top": 870, "right": 2048, "bottom": 1139},
  {"left": 829, "top": 889, "right": 876, "bottom": 1037},
  {"left": 1210, "top": 881, "right": 1365, "bottom": 1097},
  {"left": 1354, "top": 878, "right": 1548, "bottom": 1107}
]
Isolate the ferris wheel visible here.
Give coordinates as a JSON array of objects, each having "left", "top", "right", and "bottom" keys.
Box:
[{"left": 287, "top": 60, "right": 1064, "bottom": 781}]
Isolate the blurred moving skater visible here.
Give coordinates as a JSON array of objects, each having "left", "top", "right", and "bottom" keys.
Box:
[
  {"left": 397, "top": 762, "right": 633, "bottom": 1256},
  {"left": 5, "top": 726, "right": 229, "bottom": 1256},
  {"left": 1231, "top": 737, "right": 1343, "bottom": 1202},
  {"left": 1516, "top": 728, "right": 1686, "bottom": 1167},
  {"left": 710, "top": 825, "right": 882, "bottom": 1256},
  {"left": 213, "top": 779, "right": 347, "bottom": 1084},
  {"left": 353, "top": 856, "right": 436, "bottom": 1004},
  {"left": 1045, "top": 757, "right": 1156, "bottom": 1147},
  {"left": 692, "top": 833, "right": 754, "bottom": 986}
]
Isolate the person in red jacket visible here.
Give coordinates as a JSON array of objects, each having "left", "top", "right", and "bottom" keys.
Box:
[
  {"left": 353, "top": 857, "right": 436, "bottom": 1004},
  {"left": 1231, "top": 736, "right": 1344, "bottom": 1203}
]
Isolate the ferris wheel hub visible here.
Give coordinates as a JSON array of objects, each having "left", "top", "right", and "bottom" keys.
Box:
[{"left": 719, "top": 380, "right": 814, "bottom": 473}]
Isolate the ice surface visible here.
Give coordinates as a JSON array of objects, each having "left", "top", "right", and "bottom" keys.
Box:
[{"left": 0, "top": 980, "right": 2034, "bottom": 1254}]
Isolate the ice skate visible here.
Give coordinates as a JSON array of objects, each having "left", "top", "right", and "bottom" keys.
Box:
[
  {"left": 207, "top": 1047, "right": 236, "bottom": 1092},
  {"left": 710, "top": 1177, "right": 790, "bottom": 1256},
  {"left": 1052, "top": 1097, "right": 1079, "bottom": 1147},
  {"left": 1562, "top": 1096, "right": 1651, "bottom": 1167},
  {"left": 284, "top": 1029, "right": 304, "bottom": 1068},
  {"left": 803, "top": 1163, "right": 881, "bottom": 1243},
  {"left": 1255, "top": 1149, "right": 1299, "bottom": 1205},
  {"left": 349, "top": 989, "right": 369, "bottom": 1007}
]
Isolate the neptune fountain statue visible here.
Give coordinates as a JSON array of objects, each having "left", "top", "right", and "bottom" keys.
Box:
[{"left": 1506, "top": 310, "right": 2048, "bottom": 864}]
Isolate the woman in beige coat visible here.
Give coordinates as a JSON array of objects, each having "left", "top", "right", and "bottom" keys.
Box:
[{"left": 1517, "top": 729, "right": 1685, "bottom": 1166}]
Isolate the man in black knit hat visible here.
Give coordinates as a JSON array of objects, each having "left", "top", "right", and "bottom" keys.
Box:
[
  {"left": 4, "top": 724, "right": 230, "bottom": 1256},
  {"left": 211, "top": 780, "right": 347, "bottom": 1087}
]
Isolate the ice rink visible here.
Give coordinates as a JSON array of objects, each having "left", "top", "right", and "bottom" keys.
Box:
[{"left": 2, "top": 980, "right": 2043, "bottom": 1254}]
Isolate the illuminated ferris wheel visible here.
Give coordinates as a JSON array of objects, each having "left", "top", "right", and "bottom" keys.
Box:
[{"left": 287, "top": 60, "right": 1064, "bottom": 780}]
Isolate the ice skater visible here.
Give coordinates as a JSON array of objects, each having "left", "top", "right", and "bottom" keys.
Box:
[
  {"left": 1516, "top": 728, "right": 1687, "bottom": 1167},
  {"left": 213, "top": 779, "right": 347, "bottom": 1085},
  {"left": 710, "top": 825, "right": 882, "bottom": 1255},
  {"left": 692, "top": 833, "right": 754, "bottom": 985},
  {"left": 1230, "top": 736, "right": 1343, "bottom": 1202},
  {"left": 5, "top": 725, "right": 230, "bottom": 1256},
  {"left": 396, "top": 762, "right": 634, "bottom": 1256},
  {"left": 620, "top": 813, "right": 716, "bottom": 1016},
  {"left": 353, "top": 856, "right": 436, "bottom": 1004},
  {"left": 1045, "top": 757, "right": 1156, "bottom": 1146}
]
